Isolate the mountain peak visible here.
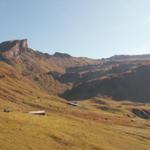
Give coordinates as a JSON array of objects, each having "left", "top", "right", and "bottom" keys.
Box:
[
  {"left": 0, "top": 39, "right": 28, "bottom": 58},
  {"left": 54, "top": 52, "right": 72, "bottom": 58}
]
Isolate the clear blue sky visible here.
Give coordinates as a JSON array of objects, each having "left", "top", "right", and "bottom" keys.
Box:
[{"left": 0, "top": 0, "right": 150, "bottom": 58}]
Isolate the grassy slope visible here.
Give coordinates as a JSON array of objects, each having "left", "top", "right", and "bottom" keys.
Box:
[
  {"left": 0, "top": 98, "right": 150, "bottom": 150},
  {"left": 0, "top": 62, "right": 150, "bottom": 150},
  {"left": 0, "top": 61, "right": 68, "bottom": 111},
  {"left": 0, "top": 109, "right": 149, "bottom": 150}
]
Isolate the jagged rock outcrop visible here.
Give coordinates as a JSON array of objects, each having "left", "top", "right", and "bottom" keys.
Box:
[
  {"left": 53, "top": 52, "right": 72, "bottom": 58},
  {"left": 0, "top": 39, "right": 28, "bottom": 59},
  {"left": 132, "top": 108, "right": 150, "bottom": 119}
]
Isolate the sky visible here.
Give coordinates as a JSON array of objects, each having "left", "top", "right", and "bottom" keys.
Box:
[{"left": 0, "top": 0, "right": 150, "bottom": 58}]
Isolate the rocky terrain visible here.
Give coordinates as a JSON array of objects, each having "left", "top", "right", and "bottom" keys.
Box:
[
  {"left": 0, "top": 39, "right": 101, "bottom": 95},
  {"left": 1, "top": 39, "right": 150, "bottom": 103}
]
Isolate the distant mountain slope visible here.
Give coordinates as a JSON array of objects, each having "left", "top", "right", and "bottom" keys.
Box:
[
  {"left": 0, "top": 39, "right": 101, "bottom": 94},
  {"left": 108, "top": 54, "right": 150, "bottom": 61},
  {"left": 1, "top": 39, "right": 150, "bottom": 103},
  {"left": 61, "top": 65, "right": 150, "bottom": 102},
  {"left": 0, "top": 39, "right": 100, "bottom": 73}
]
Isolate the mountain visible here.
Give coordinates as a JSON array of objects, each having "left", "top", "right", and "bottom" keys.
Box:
[
  {"left": 61, "top": 57, "right": 150, "bottom": 102},
  {"left": 61, "top": 65, "right": 150, "bottom": 102},
  {"left": 0, "top": 39, "right": 101, "bottom": 95},
  {"left": 108, "top": 54, "right": 150, "bottom": 61},
  {"left": 0, "top": 39, "right": 150, "bottom": 150},
  {"left": 1, "top": 39, "right": 150, "bottom": 103}
]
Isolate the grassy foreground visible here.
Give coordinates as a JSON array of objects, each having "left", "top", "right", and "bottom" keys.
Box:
[{"left": 0, "top": 100, "right": 150, "bottom": 150}]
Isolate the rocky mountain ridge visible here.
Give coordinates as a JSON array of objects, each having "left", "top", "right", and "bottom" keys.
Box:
[
  {"left": 0, "top": 39, "right": 150, "bottom": 103},
  {"left": 0, "top": 39, "right": 28, "bottom": 59}
]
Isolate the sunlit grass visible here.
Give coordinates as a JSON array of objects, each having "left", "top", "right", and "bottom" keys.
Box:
[{"left": 0, "top": 61, "right": 150, "bottom": 150}]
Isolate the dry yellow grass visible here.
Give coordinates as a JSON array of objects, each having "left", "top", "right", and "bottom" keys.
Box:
[
  {"left": 0, "top": 109, "right": 149, "bottom": 150},
  {"left": 0, "top": 62, "right": 150, "bottom": 150}
]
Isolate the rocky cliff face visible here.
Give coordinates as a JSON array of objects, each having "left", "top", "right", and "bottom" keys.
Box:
[
  {"left": 0, "top": 39, "right": 28, "bottom": 59},
  {"left": 61, "top": 65, "right": 150, "bottom": 102}
]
